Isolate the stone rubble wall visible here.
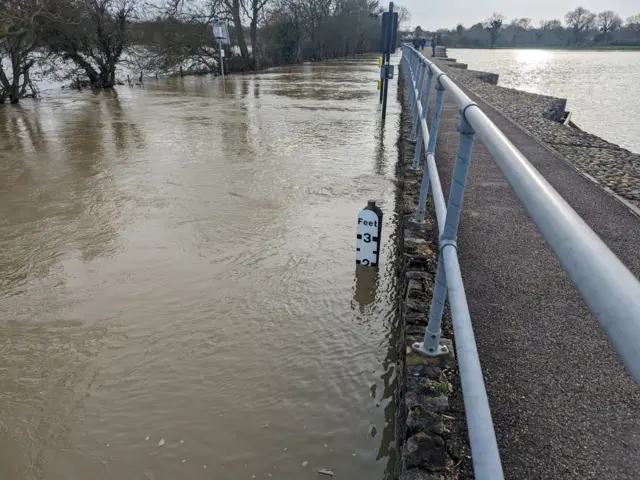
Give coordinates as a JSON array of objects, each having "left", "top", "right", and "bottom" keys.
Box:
[
  {"left": 433, "top": 58, "right": 640, "bottom": 207},
  {"left": 394, "top": 63, "right": 472, "bottom": 480}
]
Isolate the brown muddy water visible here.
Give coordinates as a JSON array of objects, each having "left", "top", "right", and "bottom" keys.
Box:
[{"left": 0, "top": 54, "right": 402, "bottom": 480}]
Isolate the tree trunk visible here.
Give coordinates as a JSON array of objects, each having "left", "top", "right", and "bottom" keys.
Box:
[
  {"left": 231, "top": 0, "right": 252, "bottom": 70},
  {"left": 250, "top": 17, "right": 258, "bottom": 70},
  {"left": 66, "top": 53, "right": 101, "bottom": 87},
  {"left": 10, "top": 68, "right": 20, "bottom": 104},
  {"left": 0, "top": 65, "right": 11, "bottom": 98},
  {"left": 250, "top": 0, "right": 260, "bottom": 70},
  {"left": 20, "top": 69, "right": 32, "bottom": 97},
  {"left": 9, "top": 84, "right": 20, "bottom": 104}
]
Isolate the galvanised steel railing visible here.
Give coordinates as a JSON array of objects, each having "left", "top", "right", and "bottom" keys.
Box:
[{"left": 401, "top": 44, "right": 640, "bottom": 480}]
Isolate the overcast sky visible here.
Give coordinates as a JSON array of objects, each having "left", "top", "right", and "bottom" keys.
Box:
[{"left": 397, "top": 0, "right": 639, "bottom": 30}]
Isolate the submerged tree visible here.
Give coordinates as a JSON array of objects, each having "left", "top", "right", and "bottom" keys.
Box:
[
  {"left": 43, "top": 0, "right": 138, "bottom": 88},
  {"left": 0, "top": 0, "right": 49, "bottom": 103}
]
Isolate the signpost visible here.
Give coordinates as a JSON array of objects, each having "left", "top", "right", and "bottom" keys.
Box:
[
  {"left": 212, "top": 20, "right": 231, "bottom": 91},
  {"left": 379, "top": 2, "right": 398, "bottom": 120},
  {"left": 356, "top": 201, "right": 383, "bottom": 267}
]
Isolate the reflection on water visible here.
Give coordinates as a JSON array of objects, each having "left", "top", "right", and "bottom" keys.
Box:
[
  {"left": 0, "top": 54, "right": 402, "bottom": 480},
  {"left": 450, "top": 48, "right": 640, "bottom": 153}
]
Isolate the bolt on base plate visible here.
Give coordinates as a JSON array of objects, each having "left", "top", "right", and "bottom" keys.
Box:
[
  {"left": 409, "top": 216, "right": 427, "bottom": 225},
  {"left": 412, "top": 341, "right": 449, "bottom": 357}
]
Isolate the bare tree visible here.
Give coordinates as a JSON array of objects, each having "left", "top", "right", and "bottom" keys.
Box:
[
  {"left": 597, "top": 10, "right": 622, "bottom": 44},
  {"left": 395, "top": 5, "right": 410, "bottom": 31},
  {"left": 243, "top": 0, "right": 270, "bottom": 69},
  {"left": 535, "top": 19, "right": 563, "bottom": 43},
  {"left": 509, "top": 17, "right": 531, "bottom": 44},
  {"left": 565, "top": 6, "right": 595, "bottom": 44},
  {"left": 261, "top": 0, "right": 380, "bottom": 65},
  {"left": 628, "top": 14, "right": 640, "bottom": 41},
  {"left": 0, "top": 0, "right": 51, "bottom": 103},
  {"left": 173, "top": 0, "right": 252, "bottom": 70},
  {"left": 484, "top": 13, "right": 504, "bottom": 47},
  {"left": 134, "top": 4, "right": 224, "bottom": 75},
  {"left": 43, "top": 0, "right": 138, "bottom": 88}
]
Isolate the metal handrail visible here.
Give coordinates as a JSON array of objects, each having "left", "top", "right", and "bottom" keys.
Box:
[{"left": 401, "top": 44, "right": 640, "bottom": 480}]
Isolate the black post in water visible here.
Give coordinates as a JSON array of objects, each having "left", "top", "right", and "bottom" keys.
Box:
[
  {"left": 380, "top": 2, "right": 398, "bottom": 120},
  {"left": 379, "top": 57, "right": 384, "bottom": 104},
  {"left": 379, "top": 11, "right": 389, "bottom": 105}
]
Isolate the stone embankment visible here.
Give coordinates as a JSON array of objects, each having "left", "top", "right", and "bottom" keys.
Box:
[
  {"left": 393, "top": 66, "right": 472, "bottom": 480},
  {"left": 433, "top": 58, "right": 640, "bottom": 209}
]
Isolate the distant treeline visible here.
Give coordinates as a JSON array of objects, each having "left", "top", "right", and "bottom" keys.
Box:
[
  {"left": 1, "top": 0, "right": 390, "bottom": 104},
  {"left": 414, "top": 7, "right": 640, "bottom": 49}
]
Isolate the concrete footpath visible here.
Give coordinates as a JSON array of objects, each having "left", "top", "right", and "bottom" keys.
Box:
[{"left": 434, "top": 89, "right": 640, "bottom": 478}]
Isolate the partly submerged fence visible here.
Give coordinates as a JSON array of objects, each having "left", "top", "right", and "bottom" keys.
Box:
[{"left": 401, "top": 44, "right": 640, "bottom": 480}]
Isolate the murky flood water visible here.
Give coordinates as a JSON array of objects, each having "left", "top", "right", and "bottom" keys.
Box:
[{"left": 0, "top": 55, "right": 402, "bottom": 480}]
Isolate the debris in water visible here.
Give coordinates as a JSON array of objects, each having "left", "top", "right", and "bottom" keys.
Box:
[
  {"left": 252, "top": 476, "right": 256, "bottom": 479},
  {"left": 204, "top": 465, "right": 207, "bottom": 469},
  {"left": 106, "top": 444, "right": 110, "bottom": 447},
  {"left": 318, "top": 469, "right": 334, "bottom": 477},
  {"left": 180, "top": 440, "right": 184, "bottom": 444},
  {"left": 182, "top": 460, "right": 186, "bottom": 463},
  {"left": 352, "top": 453, "right": 356, "bottom": 457},
  {"left": 324, "top": 444, "right": 327, "bottom": 448},
  {"left": 158, "top": 438, "right": 165, "bottom": 447},
  {"left": 283, "top": 448, "right": 288, "bottom": 452},
  {"left": 301, "top": 461, "right": 308, "bottom": 467},
  {"left": 145, "top": 436, "right": 150, "bottom": 441}
]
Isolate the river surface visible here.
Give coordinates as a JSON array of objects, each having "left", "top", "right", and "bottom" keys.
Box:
[
  {"left": 449, "top": 48, "right": 640, "bottom": 154},
  {"left": 0, "top": 54, "right": 402, "bottom": 480}
]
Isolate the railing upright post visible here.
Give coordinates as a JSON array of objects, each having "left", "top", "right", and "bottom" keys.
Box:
[
  {"left": 410, "top": 66, "right": 433, "bottom": 171},
  {"left": 410, "top": 54, "right": 419, "bottom": 117},
  {"left": 411, "top": 79, "right": 445, "bottom": 224},
  {"left": 423, "top": 66, "right": 434, "bottom": 115},
  {"left": 407, "top": 56, "right": 415, "bottom": 116},
  {"left": 414, "top": 112, "right": 477, "bottom": 357},
  {"left": 427, "top": 77, "right": 446, "bottom": 153},
  {"left": 410, "top": 61, "right": 425, "bottom": 142},
  {"left": 442, "top": 112, "right": 476, "bottom": 240}
]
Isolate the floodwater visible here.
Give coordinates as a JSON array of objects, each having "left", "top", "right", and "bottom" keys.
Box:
[
  {"left": 0, "top": 54, "right": 402, "bottom": 480},
  {"left": 449, "top": 48, "right": 640, "bottom": 154}
]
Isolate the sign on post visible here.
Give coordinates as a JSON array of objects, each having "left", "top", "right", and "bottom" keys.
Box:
[
  {"left": 212, "top": 21, "right": 231, "bottom": 45},
  {"left": 356, "top": 201, "right": 383, "bottom": 267},
  {"left": 379, "top": 11, "right": 398, "bottom": 54},
  {"left": 212, "top": 20, "right": 229, "bottom": 92}
]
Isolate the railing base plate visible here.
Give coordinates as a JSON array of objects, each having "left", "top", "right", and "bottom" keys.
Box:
[{"left": 412, "top": 341, "right": 449, "bottom": 357}]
